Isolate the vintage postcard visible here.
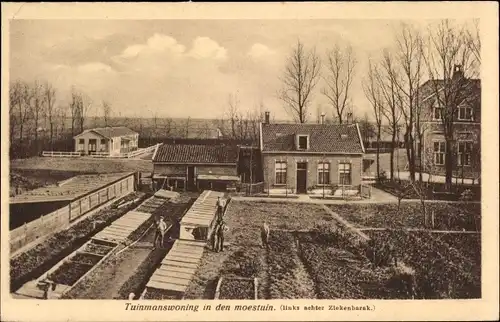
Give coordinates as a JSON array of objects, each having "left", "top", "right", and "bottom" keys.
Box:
[{"left": 1, "top": 2, "right": 498, "bottom": 321}]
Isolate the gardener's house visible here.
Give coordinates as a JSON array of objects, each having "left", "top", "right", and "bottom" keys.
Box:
[
  {"left": 74, "top": 126, "right": 139, "bottom": 156},
  {"left": 259, "top": 112, "right": 365, "bottom": 196}
]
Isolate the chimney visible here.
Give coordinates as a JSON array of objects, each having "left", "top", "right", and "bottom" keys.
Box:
[
  {"left": 264, "top": 111, "right": 270, "bottom": 124},
  {"left": 453, "top": 64, "right": 464, "bottom": 79},
  {"left": 320, "top": 113, "right": 325, "bottom": 124}
]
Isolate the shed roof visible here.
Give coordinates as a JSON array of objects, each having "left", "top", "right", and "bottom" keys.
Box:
[
  {"left": 74, "top": 127, "right": 138, "bottom": 139},
  {"left": 261, "top": 123, "right": 364, "bottom": 154},
  {"left": 153, "top": 143, "right": 239, "bottom": 164}
]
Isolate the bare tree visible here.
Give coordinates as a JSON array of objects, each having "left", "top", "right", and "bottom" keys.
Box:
[
  {"left": 422, "top": 20, "right": 476, "bottom": 190},
  {"left": 227, "top": 93, "right": 241, "bottom": 139},
  {"left": 322, "top": 44, "right": 356, "bottom": 124},
  {"left": 377, "top": 50, "right": 403, "bottom": 181},
  {"left": 77, "top": 93, "right": 92, "bottom": 133},
  {"left": 42, "top": 81, "right": 57, "bottom": 148},
  {"left": 278, "top": 40, "right": 321, "bottom": 123},
  {"left": 10, "top": 80, "right": 33, "bottom": 144},
  {"left": 466, "top": 19, "right": 481, "bottom": 65},
  {"left": 70, "top": 88, "right": 81, "bottom": 136},
  {"left": 102, "top": 100, "right": 112, "bottom": 127},
  {"left": 183, "top": 117, "right": 191, "bottom": 138},
  {"left": 363, "top": 59, "right": 384, "bottom": 180},
  {"left": 30, "top": 81, "right": 46, "bottom": 147}
]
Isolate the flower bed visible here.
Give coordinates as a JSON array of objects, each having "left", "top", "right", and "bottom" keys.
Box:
[
  {"left": 328, "top": 203, "right": 481, "bottom": 231},
  {"left": 49, "top": 262, "right": 93, "bottom": 286},
  {"left": 83, "top": 242, "right": 114, "bottom": 256},
  {"left": 267, "top": 231, "right": 316, "bottom": 299},
  {"left": 70, "top": 253, "right": 103, "bottom": 266},
  {"left": 10, "top": 192, "right": 148, "bottom": 292},
  {"left": 367, "top": 230, "right": 480, "bottom": 299},
  {"left": 217, "top": 278, "right": 255, "bottom": 300},
  {"left": 296, "top": 233, "right": 394, "bottom": 299}
]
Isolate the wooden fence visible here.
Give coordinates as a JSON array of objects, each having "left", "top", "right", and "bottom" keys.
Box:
[
  {"left": 41, "top": 151, "right": 81, "bottom": 158},
  {"left": 10, "top": 173, "right": 136, "bottom": 254}
]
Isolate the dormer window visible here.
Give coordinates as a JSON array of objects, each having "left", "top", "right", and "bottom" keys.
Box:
[{"left": 297, "top": 135, "right": 309, "bottom": 150}]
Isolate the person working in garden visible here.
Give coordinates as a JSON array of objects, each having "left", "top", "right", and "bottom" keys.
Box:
[
  {"left": 261, "top": 221, "right": 270, "bottom": 249},
  {"left": 154, "top": 216, "right": 168, "bottom": 249},
  {"left": 216, "top": 196, "right": 226, "bottom": 221},
  {"left": 215, "top": 220, "right": 229, "bottom": 252}
]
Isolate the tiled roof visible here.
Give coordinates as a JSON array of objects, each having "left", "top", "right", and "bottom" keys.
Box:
[
  {"left": 153, "top": 143, "right": 239, "bottom": 164},
  {"left": 75, "top": 127, "right": 138, "bottom": 139},
  {"left": 261, "top": 123, "right": 364, "bottom": 154}
]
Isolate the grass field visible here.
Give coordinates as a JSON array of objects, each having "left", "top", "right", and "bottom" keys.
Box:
[{"left": 11, "top": 157, "right": 153, "bottom": 173}]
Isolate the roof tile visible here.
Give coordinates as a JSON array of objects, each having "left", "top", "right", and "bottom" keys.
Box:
[{"left": 153, "top": 143, "right": 239, "bottom": 164}]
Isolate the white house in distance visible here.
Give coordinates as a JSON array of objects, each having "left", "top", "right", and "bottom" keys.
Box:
[{"left": 74, "top": 127, "right": 139, "bottom": 156}]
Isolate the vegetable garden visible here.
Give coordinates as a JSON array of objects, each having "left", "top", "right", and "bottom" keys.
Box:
[{"left": 328, "top": 203, "right": 481, "bottom": 231}]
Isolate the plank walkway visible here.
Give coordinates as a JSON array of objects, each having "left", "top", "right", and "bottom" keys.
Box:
[
  {"left": 93, "top": 210, "right": 152, "bottom": 243},
  {"left": 181, "top": 190, "right": 224, "bottom": 228},
  {"left": 146, "top": 239, "right": 206, "bottom": 294}
]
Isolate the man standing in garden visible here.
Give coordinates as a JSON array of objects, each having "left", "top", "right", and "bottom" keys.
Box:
[
  {"left": 216, "top": 196, "right": 226, "bottom": 222},
  {"left": 215, "top": 220, "right": 228, "bottom": 252},
  {"left": 154, "top": 216, "right": 168, "bottom": 249},
  {"left": 261, "top": 221, "right": 270, "bottom": 249}
]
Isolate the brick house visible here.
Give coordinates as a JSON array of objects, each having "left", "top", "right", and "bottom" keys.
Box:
[
  {"left": 73, "top": 126, "right": 139, "bottom": 156},
  {"left": 417, "top": 65, "right": 481, "bottom": 180},
  {"left": 151, "top": 143, "right": 240, "bottom": 191},
  {"left": 259, "top": 113, "right": 365, "bottom": 195}
]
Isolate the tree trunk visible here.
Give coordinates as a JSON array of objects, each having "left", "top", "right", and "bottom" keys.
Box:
[
  {"left": 376, "top": 126, "right": 381, "bottom": 180},
  {"left": 390, "top": 130, "right": 396, "bottom": 180},
  {"left": 445, "top": 137, "right": 454, "bottom": 191}
]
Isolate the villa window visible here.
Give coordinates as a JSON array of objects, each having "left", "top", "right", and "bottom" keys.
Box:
[
  {"left": 433, "top": 107, "right": 444, "bottom": 120},
  {"left": 457, "top": 141, "right": 472, "bottom": 166},
  {"left": 338, "top": 163, "right": 351, "bottom": 186},
  {"left": 458, "top": 106, "right": 473, "bottom": 121},
  {"left": 433, "top": 141, "right": 446, "bottom": 165},
  {"left": 318, "top": 162, "right": 330, "bottom": 185},
  {"left": 275, "top": 161, "right": 287, "bottom": 185}
]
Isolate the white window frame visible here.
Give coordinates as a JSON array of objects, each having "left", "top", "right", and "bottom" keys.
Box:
[
  {"left": 457, "top": 141, "right": 473, "bottom": 166},
  {"left": 433, "top": 141, "right": 446, "bottom": 166},
  {"left": 458, "top": 106, "right": 473, "bottom": 121},
  {"left": 338, "top": 162, "right": 352, "bottom": 186},
  {"left": 433, "top": 106, "right": 443, "bottom": 121},
  {"left": 275, "top": 160, "right": 287, "bottom": 185},
  {"left": 317, "top": 162, "right": 330, "bottom": 185},
  {"left": 296, "top": 134, "right": 309, "bottom": 150}
]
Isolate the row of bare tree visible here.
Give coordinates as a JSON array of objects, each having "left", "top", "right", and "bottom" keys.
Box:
[
  {"left": 361, "top": 20, "right": 480, "bottom": 189},
  {"left": 278, "top": 40, "right": 357, "bottom": 125}
]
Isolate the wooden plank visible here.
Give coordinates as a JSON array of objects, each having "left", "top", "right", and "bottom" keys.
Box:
[
  {"left": 101, "top": 229, "right": 131, "bottom": 237},
  {"left": 151, "top": 275, "right": 191, "bottom": 286},
  {"left": 165, "top": 255, "right": 200, "bottom": 264},
  {"left": 124, "top": 212, "right": 151, "bottom": 219},
  {"left": 167, "top": 251, "right": 202, "bottom": 259},
  {"left": 110, "top": 222, "right": 140, "bottom": 229},
  {"left": 153, "top": 269, "right": 194, "bottom": 280},
  {"left": 104, "top": 226, "right": 134, "bottom": 234},
  {"left": 147, "top": 280, "right": 186, "bottom": 293},
  {"left": 171, "top": 245, "right": 205, "bottom": 253},
  {"left": 158, "top": 265, "right": 197, "bottom": 276},
  {"left": 162, "top": 259, "right": 199, "bottom": 269},
  {"left": 178, "top": 240, "right": 206, "bottom": 247},
  {"left": 94, "top": 232, "right": 126, "bottom": 240},
  {"left": 116, "top": 216, "right": 147, "bottom": 223}
]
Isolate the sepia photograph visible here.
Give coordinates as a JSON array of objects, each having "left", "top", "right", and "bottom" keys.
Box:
[{"left": 1, "top": 2, "right": 498, "bottom": 321}]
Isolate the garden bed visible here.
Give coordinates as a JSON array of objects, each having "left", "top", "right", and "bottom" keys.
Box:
[
  {"left": 143, "top": 287, "right": 181, "bottom": 300},
  {"left": 82, "top": 241, "right": 115, "bottom": 256},
  {"left": 215, "top": 277, "right": 257, "bottom": 300},
  {"left": 10, "top": 191, "right": 148, "bottom": 292},
  {"left": 49, "top": 262, "right": 94, "bottom": 286},
  {"left": 374, "top": 180, "right": 481, "bottom": 201},
  {"left": 267, "top": 231, "right": 316, "bottom": 299},
  {"left": 295, "top": 230, "right": 395, "bottom": 299},
  {"left": 328, "top": 203, "right": 481, "bottom": 231},
  {"left": 70, "top": 253, "right": 103, "bottom": 266},
  {"left": 367, "top": 229, "right": 480, "bottom": 299}
]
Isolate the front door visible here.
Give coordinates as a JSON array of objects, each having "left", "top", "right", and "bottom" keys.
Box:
[
  {"left": 88, "top": 139, "right": 97, "bottom": 154},
  {"left": 187, "top": 166, "right": 195, "bottom": 191},
  {"left": 296, "top": 162, "right": 307, "bottom": 194}
]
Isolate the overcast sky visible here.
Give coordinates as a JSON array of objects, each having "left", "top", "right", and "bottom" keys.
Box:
[{"left": 9, "top": 19, "right": 472, "bottom": 121}]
